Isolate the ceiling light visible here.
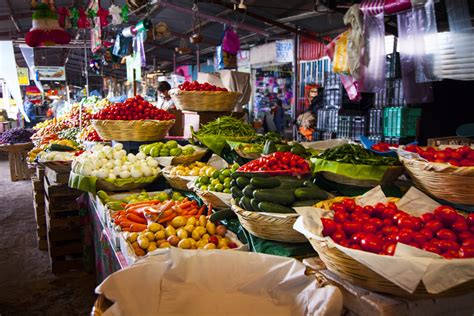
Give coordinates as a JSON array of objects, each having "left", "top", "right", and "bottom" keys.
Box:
[{"left": 238, "top": 0, "right": 246, "bottom": 10}]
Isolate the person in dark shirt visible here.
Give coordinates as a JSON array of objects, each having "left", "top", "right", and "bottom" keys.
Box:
[
  {"left": 310, "top": 87, "right": 325, "bottom": 114},
  {"left": 273, "top": 99, "right": 285, "bottom": 135}
]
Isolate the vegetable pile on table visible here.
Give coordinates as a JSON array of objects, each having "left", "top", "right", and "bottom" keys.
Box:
[
  {"left": 317, "top": 144, "right": 400, "bottom": 166},
  {"left": 194, "top": 164, "right": 239, "bottom": 193},
  {"left": 404, "top": 144, "right": 474, "bottom": 167},
  {"left": 139, "top": 140, "right": 196, "bottom": 157},
  {"left": 178, "top": 80, "right": 228, "bottom": 92},
  {"left": 0, "top": 128, "right": 34, "bottom": 144},
  {"left": 78, "top": 126, "right": 103, "bottom": 142},
  {"left": 92, "top": 95, "right": 175, "bottom": 121},
  {"left": 168, "top": 162, "right": 216, "bottom": 177},
  {"left": 194, "top": 116, "right": 255, "bottom": 138},
  {"left": 371, "top": 142, "right": 397, "bottom": 152},
  {"left": 238, "top": 152, "right": 311, "bottom": 174},
  {"left": 57, "top": 127, "right": 80, "bottom": 142},
  {"left": 321, "top": 198, "right": 474, "bottom": 259}
]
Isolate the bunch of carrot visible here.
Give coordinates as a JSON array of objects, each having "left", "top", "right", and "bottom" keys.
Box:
[{"left": 111, "top": 198, "right": 212, "bottom": 231}]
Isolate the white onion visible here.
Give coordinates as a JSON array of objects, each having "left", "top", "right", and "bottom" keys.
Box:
[
  {"left": 108, "top": 173, "right": 117, "bottom": 179},
  {"left": 127, "top": 153, "right": 137, "bottom": 163},
  {"left": 142, "top": 166, "right": 152, "bottom": 177},
  {"left": 91, "top": 170, "right": 98, "bottom": 177},
  {"left": 105, "top": 161, "right": 114, "bottom": 169},
  {"left": 136, "top": 152, "right": 146, "bottom": 160},
  {"left": 113, "top": 167, "right": 121, "bottom": 175},
  {"left": 121, "top": 165, "right": 129, "bottom": 171},
  {"left": 113, "top": 159, "right": 123, "bottom": 166},
  {"left": 114, "top": 143, "right": 123, "bottom": 151},
  {"left": 119, "top": 170, "right": 130, "bottom": 178}
]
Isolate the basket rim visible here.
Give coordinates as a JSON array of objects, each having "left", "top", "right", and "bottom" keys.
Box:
[
  {"left": 169, "top": 89, "right": 242, "bottom": 96},
  {"left": 400, "top": 155, "right": 474, "bottom": 172},
  {"left": 231, "top": 201, "right": 299, "bottom": 219},
  {"left": 91, "top": 119, "right": 175, "bottom": 124}
]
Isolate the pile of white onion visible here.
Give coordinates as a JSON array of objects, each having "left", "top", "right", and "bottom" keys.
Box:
[{"left": 72, "top": 143, "right": 160, "bottom": 179}]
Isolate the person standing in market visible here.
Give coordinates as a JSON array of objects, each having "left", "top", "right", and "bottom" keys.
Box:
[
  {"left": 156, "top": 81, "right": 175, "bottom": 111},
  {"left": 273, "top": 99, "right": 285, "bottom": 136}
]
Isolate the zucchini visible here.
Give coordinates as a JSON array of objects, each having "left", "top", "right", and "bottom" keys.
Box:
[
  {"left": 254, "top": 189, "right": 296, "bottom": 206},
  {"left": 234, "top": 196, "right": 242, "bottom": 205},
  {"left": 48, "top": 144, "right": 76, "bottom": 152},
  {"left": 250, "top": 198, "right": 261, "bottom": 211},
  {"left": 258, "top": 201, "right": 295, "bottom": 214},
  {"left": 209, "top": 209, "right": 237, "bottom": 223},
  {"left": 294, "top": 187, "right": 329, "bottom": 200},
  {"left": 236, "top": 176, "right": 250, "bottom": 189},
  {"left": 292, "top": 200, "right": 320, "bottom": 207},
  {"left": 230, "top": 186, "right": 243, "bottom": 199},
  {"left": 242, "top": 184, "right": 255, "bottom": 198},
  {"left": 240, "top": 196, "right": 253, "bottom": 211},
  {"left": 250, "top": 177, "right": 280, "bottom": 189}
]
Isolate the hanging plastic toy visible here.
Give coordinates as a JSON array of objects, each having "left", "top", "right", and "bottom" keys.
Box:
[
  {"left": 57, "top": 7, "right": 70, "bottom": 29},
  {"left": 70, "top": 7, "right": 79, "bottom": 28},
  {"left": 78, "top": 7, "right": 90, "bottom": 29},
  {"left": 109, "top": 4, "right": 122, "bottom": 25},
  {"left": 97, "top": 7, "right": 109, "bottom": 27},
  {"left": 121, "top": 5, "right": 129, "bottom": 23},
  {"left": 25, "top": 3, "right": 71, "bottom": 47}
]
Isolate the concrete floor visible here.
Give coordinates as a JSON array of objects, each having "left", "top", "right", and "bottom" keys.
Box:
[{"left": 0, "top": 159, "right": 96, "bottom": 315}]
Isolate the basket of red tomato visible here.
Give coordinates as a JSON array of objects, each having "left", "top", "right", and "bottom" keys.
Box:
[
  {"left": 169, "top": 81, "right": 242, "bottom": 112},
  {"left": 294, "top": 190, "right": 474, "bottom": 298},
  {"left": 91, "top": 96, "right": 175, "bottom": 141},
  {"left": 399, "top": 144, "right": 474, "bottom": 205}
]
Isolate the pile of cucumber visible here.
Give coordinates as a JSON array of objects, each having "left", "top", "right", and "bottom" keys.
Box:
[{"left": 230, "top": 173, "right": 329, "bottom": 214}]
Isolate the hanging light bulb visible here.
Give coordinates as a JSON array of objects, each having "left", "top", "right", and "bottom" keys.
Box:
[{"left": 238, "top": 0, "right": 246, "bottom": 10}]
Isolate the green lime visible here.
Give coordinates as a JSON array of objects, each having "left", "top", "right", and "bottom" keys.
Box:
[
  {"left": 170, "top": 148, "right": 182, "bottom": 156},
  {"left": 160, "top": 149, "right": 170, "bottom": 156},
  {"left": 231, "top": 163, "right": 240, "bottom": 172},
  {"left": 157, "top": 192, "right": 169, "bottom": 202},
  {"left": 208, "top": 185, "right": 215, "bottom": 191},
  {"left": 215, "top": 183, "right": 224, "bottom": 192},
  {"left": 195, "top": 182, "right": 201, "bottom": 189},
  {"left": 223, "top": 188, "right": 231, "bottom": 194},
  {"left": 165, "top": 140, "right": 179, "bottom": 149},
  {"left": 211, "top": 179, "right": 220, "bottom": 186},
  {"left": 224, "top": 181, "right": 232, "bottom": 189},
  {"left": 200, "top": 185, "right": 208, "bottom": 191},
  {"left": 212, "top": 170, "right": 220, "bottom": 179},
  {"left": 224, "top": 177, "right": 231, "bottom": 183},
  {"left": 221, "top": 169, "right": 231, "bottom": 177},
  {"left": 199, "top": 176, "right": 209, "bottom": 185},
  {"left": 171, "top": 192, "right": 182, "bottom": 200},
  {"left": 218, "top": 174, "right": 226, "bottom": 182},
  {"left": 150, "top": 147, "right": 160, "bottom": 157}
]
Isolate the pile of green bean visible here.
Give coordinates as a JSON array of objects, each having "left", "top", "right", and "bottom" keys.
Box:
[
  {"left": 195, "top": 116, "right": 256, "bottom": 137},
  {"left": 317, "top": 144, "right": 400, "bottom": 166}
]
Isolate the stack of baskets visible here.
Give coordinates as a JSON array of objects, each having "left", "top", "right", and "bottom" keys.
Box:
[
  {"left": 92, "top": 119, "right": 175, "bottom": 141},
  {"left": 169, "top": 89, "right": 242, "bottom": 112}
]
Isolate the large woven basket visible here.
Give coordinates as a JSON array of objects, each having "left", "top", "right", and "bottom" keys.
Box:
[
  {"left": 196, "top": 189, "right": 231, "bottom": 209},
  {"left": 162, "top": 166, "right": 195, "bottom": 191},
  {"left": 92, "top": 119, "right": 175, "bottom": 141},
  {"left": 169, "top": 89, "right": 242, "bottom": 112},
  {"left": 231, "top": 203, "right": 306, "bottom": 243},
  {"left": 309, "top": 238, "right": 474, "bottom": 298},
  {"left": 320, "top": 165, "right": 404, "bottom": 187},
  {"left": 400, "top": 156, "right": 474, "bottom": 205},
  {"left": 168, "top": 149, "right": 207, "bottom": 165}
]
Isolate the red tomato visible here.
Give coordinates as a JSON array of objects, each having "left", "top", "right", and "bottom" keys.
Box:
[
  {"left": 398, "top": 216, "right": 422, "bottom": 231},
  {"left": 383, "top": 243, "right": 397, "bottom": 256},
  {"left": 459, "top": 245, "right": 474, "bottom": 258},
  {"left": 466, "top": 214, "right": 474, "bottom": 227},
  {"left": 424, "top": 220, "right": 444, "bottom": 233},
  {"left": 369, "top": 217, "right": 383, "bottom": 229},
  {"left": 434, "top": 206, "right": 458, "bottom": 225},
  {"left": 360, "top": 234, "right": 384, "bottom": 253},
  {"left": 436, "top": 228, "right": 457, "bottom": 241},
  {"left": 331, "top": 203, "right": 346, "bottom": 213},
  {"left": 361, "top": 223, "right": 377, "bottom": 234},
  {"left": 339, "top": 240, "right": 351, "bottom": 247},
  {"left": 321, "top": 218, "right": 337, "bottom": 237},
  {"left": 412, "top": 232, "right": 427, "bottom": 245},
  {"left": 438, "top": 240, "right": 460, "bottom": 252},
  {"left": 350, "top": 244, "right": 362, "bottom": 250},
  {"left": 393, "top": 211, "right": 409, "bottom": 224},
  {"left": 397, "top": 229, "right": 414, "bottom": 244},
  {"left": 333, "top": 210, "right": 349, "bottom": 224},
  {"left": 451, "top": 220, "right": 468, "bottom": 233},
  {"left": 351, "top": 232, "right": 366, "bottom": 245},
  {"left": 462, "top": 239, "right": 474, "bottom": 247},
  {"left": 353, "top": 205, "right": 364, "bottom": 214},
  {"left": 363, "top": 205, "right": 374, "bottom": 215},
  {"left": 434, "top": 151, "right": 447, "bottom": 161},
  {"left": 382, "top": 225, "right": 399, "bottom": 236},
  {"left": 343, "top": 221, "right": 362, "bottom": 235},
  {"left": 373, "top": 203, "right": 386, "bottom": 217},
  {"left": 455, "top": 146, "right": 471, "bottom": 158},
  {"left": 419, "top": 228, "right": 434, "bottom": 240},
  {"left": 383, "top": 218, "right": 393, "bottom": 226},
  {"left": 458, "top": 232, "right": 474, "bottom": 242},
  {"left": 450, "top": 152, "right": 463, "bottom": 160},
  {"left": 420, "top": 212, "right": 434, "bottom": 224},
  {"left": 423, "top": 243, "right": 441, "bottom": 255},
  {"left": 466, "top": 151, "right": 474, "bottom": 160},
  {"left": 442, "top": 249, "right": 459, "bottom": 259},
  {"left": 386, "top": 233, "right": 399, "bottom": 243},
  {"left": 342, "top": 198, "right": 356, "bottom": 212},
  {"left": 331, "top": 230, "right": 347, "bottom": 243},
  {"left": 386, "top": 202, "right": 398, "bottom": 210}
]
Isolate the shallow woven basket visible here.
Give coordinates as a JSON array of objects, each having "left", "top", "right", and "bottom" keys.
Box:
[
  {"left": 92, "top": 119, "right": 175, "bottom": 141},
  {"left": 162, "top": 167, "right": 194, "bottom": 191},
  {"left": 96, "top": 175, "right": 159, "bottom": 192},
  {"left": 309, "top": 238, "right": 474, "bottom": 298},
  {"left": 196, "top": 190, "right": 231, "bottom": 209},
  {"left": 400, "top": 157, "right": 474, "bottom": 205},
  {"left": 231, "top": 203, "right": 306, "bottom": 243},
  {"left": 320, "top": 165, "right": 404, "bottom": 187},
  {"left": 169, "top": 89, "right": 242, "bottom": 112},
  {"left": 169, "top": 149, "right": 207, "bottom": 165}
]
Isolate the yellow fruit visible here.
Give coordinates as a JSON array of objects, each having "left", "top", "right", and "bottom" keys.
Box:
[
  {"left": 220, "top": 246, "right": 230, "bottom": 250},
  {"left": 159, "top": 242, "right": 171, "bottom": 248},
  {"left": 131, "top": 241, "right": 139, "bottom": 250},
  {"left": 128, "top": 232, "right": 138, "bottom": 243},
  {"left": 206, "top": 222, "right": 216, "bottom": 235},
  {"left": 164, "top": 225, "right": 176, "bottom": 237},
  {"left": 198, "top": 215, "right": 207, "bottom": 227},
  {"left": 134, "top": 248, "right": 146, "bottom": 256},
  {"left": 186, "top": 217, "right": 197, "bottom": 226},
  {"left": 195, "top": 226, "right": 207, "bottom": 237},
  {"left": 155, "top": 230, "right": 166, "bottom": 240},
  {"left": 178, "top": 238, "right": 192, "bottom": 249},
  {"left": 201, "top": 233, "right": 210, "bottom": 240},
  {"left": 191, "top": 229, "right": 201, "bottom": 241},
  {"left": 196, "top": 240, "right": 207, "bottom": 249},
  {"left": 148, "top": 223, "right": 162, "bottom": 233},
  {"left": 171, "top": 216, "right": 187, "bottom": 228},
  {"left": 176, "top": 228, "right": 188, "bottom": 239},
  {"left": 203, "top": 243, "right": 216, "bottom": 250},
  {"left": 187, "top": 238, "right": 197, "bottom": 249},
  {"left": 144, "top": 232, "right": 155, "bottom": 241},
  {"left": 217, "top": 239, "right": 228, "bottom": 249},
  {"left": 167, "top": 235, "right": 180, "bottom": 247},
  {"left": 184, "top": 224, "right": 195, "bottom": 233},
  {"left": 147, "top": 242, "right": 157, "bottom": 252},
  {"left": 137, "top": 237, "right": 149, "bottom": 249}
]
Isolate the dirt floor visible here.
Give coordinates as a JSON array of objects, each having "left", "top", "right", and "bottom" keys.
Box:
[{"left": 0, "top": 159, "right": 97, "bottom": 316}]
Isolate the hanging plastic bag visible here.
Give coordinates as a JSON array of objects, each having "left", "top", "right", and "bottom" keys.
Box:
[
  {"left": 332, "top": 30, "right": 351, "bottom": 75},
  {"left": 343, "top": 5, "right": 364, "bottom": 80},
  {"left": 216, "top": 46, "right": 237, "bottom": 70},
  {"left": 384, "top": 0, "right": 413, "bottom": 14},
  {"left": 222, "top": 27, "right": 240, "bottom": 54}
]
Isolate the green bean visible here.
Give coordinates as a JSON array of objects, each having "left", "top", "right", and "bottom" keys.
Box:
[{"left": 318, "top": 144, "right": 399, "bottom": 166}]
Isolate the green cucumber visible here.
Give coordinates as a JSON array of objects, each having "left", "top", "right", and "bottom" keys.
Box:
[
  {"left": 294, "top": 187, "right": 329, "bottom": 200},
  {"left": 242, "top": 184, "right": 255, "bottom": 198},
  {"left": 254, "top": 189, "right": 296, "bottom": 206},
  {"left": 250, "top": 177, "right": 281, "bottom": 189},
  {"left": 209, "top": 209, "right": 237, "bottom": 223},
  {"left": 292, "top": 200, "right": 320, "bottom": 207},
  {"left": 236, "top": 176, "right": 250, "bottom": 189},
  {"left": 230, "top": 186, "right": 243, "bottom": 199},
  {"left": 234, "top": 196, "right": 242, "bottom": 205},
  {"left": 258, "top": 201, "right": 295, "bottom": 214},
  {"left": 250, "top": 198, "right": 261, "bottom": 211},
  {"left": 303, "top": 179, "right": 317, "bottom": 187},
  {"left": 240, "top": 196, "right": 253, "bottom": 211},
  {"left": 48, "top": 144, "right": 76, "bottom": 152}
]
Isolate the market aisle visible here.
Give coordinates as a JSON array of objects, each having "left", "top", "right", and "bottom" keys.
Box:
[{"left": 0, "top": 160, "right": 96, "bottom": 315}]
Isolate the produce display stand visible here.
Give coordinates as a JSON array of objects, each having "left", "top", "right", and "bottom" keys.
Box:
[{"left": 0, "top": 142, "right": 34, "bottom": 181}]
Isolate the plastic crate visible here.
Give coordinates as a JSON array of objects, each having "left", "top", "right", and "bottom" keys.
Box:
[{"left": 383, "top": 107, "right": 421, "bottom": 138}]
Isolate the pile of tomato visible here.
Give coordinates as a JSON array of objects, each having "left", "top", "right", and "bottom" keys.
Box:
[
  {"left": 405, "top": 144, "right": 474, "bottom": 167},
  {"left": 238, "top": 152, "right": 310, "bottom": 174},
  {"left": 92, "top": 96, "right": 175, "bottom": 121},
  {"left": 371, "top": 142, "right": 397, "bottom": 152},
  {"left": 321, "top": 198, "right": 474, "bottom": 259},
  {"left": 178, "top": 81, "right": 228, "bottom": 92}
]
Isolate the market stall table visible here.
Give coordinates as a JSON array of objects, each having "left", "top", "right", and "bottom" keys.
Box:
[{"left": 0, "top": 142, "right": 34, "bottom": 181}]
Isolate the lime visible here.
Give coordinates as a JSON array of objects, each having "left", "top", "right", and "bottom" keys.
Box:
[
  {"left": 208, "top": 185, "right": 215, "bottom": 191},
  {"left": 223, "top": 188, "right": 231, "bottom": 194},
  {"left": 221, "top": 169, "right": 231, "bottom": 177},
  {"left": 150, "top": 147, "right": 160, "bottom": 157},
  {"left": 157, "top": 192, "right": 169, "bottom": 202},
  {"left": 195, "top": 182, "right": 201, "bottom": 189},
  {"left": 165, "top": 140, "right": 179, "bottom": 149},
  {"left": 218, "top": 174, "right": 226, "bottom": 182},
  {"left": 200, "top": 185, "right": 208, "bottom": 191},
  {"left": 223, "top": 177, "right": 231, "bottom": 183},
  {"left": 231, "top": 163, "right": 240, "bottom": 172},
  {"left": 199, "top": 176, "right": 209, "bottom": 185},
  {"left": 224, "top": 181, "right": 232, "bottom": 189},
  {"left": 211, "top": 170, "right": 220, "bottom": 179},
  {"left": 211, "top": 179, "right": 220, "bottom": 186},
  {"left": 215, "top": 183, "right": 224, "bottom": 192},
  {"left": 171, "top": 192, "right": 182, "bottom": 200},
  {"left": 170, "top": 148, "right": 182, "bottom": 156},
  {"left": 160, "top": 149, "right": 170, "bottom": 156}
]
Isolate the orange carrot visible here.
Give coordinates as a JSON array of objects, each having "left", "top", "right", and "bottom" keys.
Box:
[
  {"left": 188, "top": 208, "right": 198, "bottom": 215},
  {"left": 158, "top": 213, "right": 176, "bottom": 224},
  {"left": 197, "top": 205, "right": 205, "bottom": 216},
  {"left": 126, "top": 213, "right": 147, "bottom": 224},
  {"left": 124, "top": 200, "right": 162, "bottom": 209},
  {"left": 119, "top": 221, "right": 135, "bottom": 228},
  {"left": 207, "top": 204, "right": 213, "bottom": 216},
  {"left": 129, "top": 223, "right": 147, "bottom": 232},
  {"left": 126, "top": 209, "right": 145, "bottom": 218},
  {"left": 121, "top": 228, "right": 131, "bottom": 232}
]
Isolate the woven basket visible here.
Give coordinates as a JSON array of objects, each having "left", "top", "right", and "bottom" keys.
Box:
[
  {"left": 196, "top": 189, "right": 231, "bottom": 209},
  {"left": 92, "top": 119, "right": 175, "bottom": 141},
  {"left": 92, "top": 294, "right": 112, "bottom": 316},
  {"left": 320, "top": 165, "right": 404, "bottom": 187},
  {"left": 231, "top": 203, "right": 306, "bottom": 243},
  {"left": 169, "top": 149, "right": 207, "bottom": 165},
  {"left": 309, "top": 238, "right": 474, "bottom": 298},
  {"left": 169, "top": 89, "right": 242, "bottom": 112},
  {"left": 400, "top": 157, "right": 474, "bottom": 205},
  {"left": 162, "top": 167, "right": 195, "bottom": 191},
  {"left": 96, "top": 175, "right": 160, "bottom": 192}
]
